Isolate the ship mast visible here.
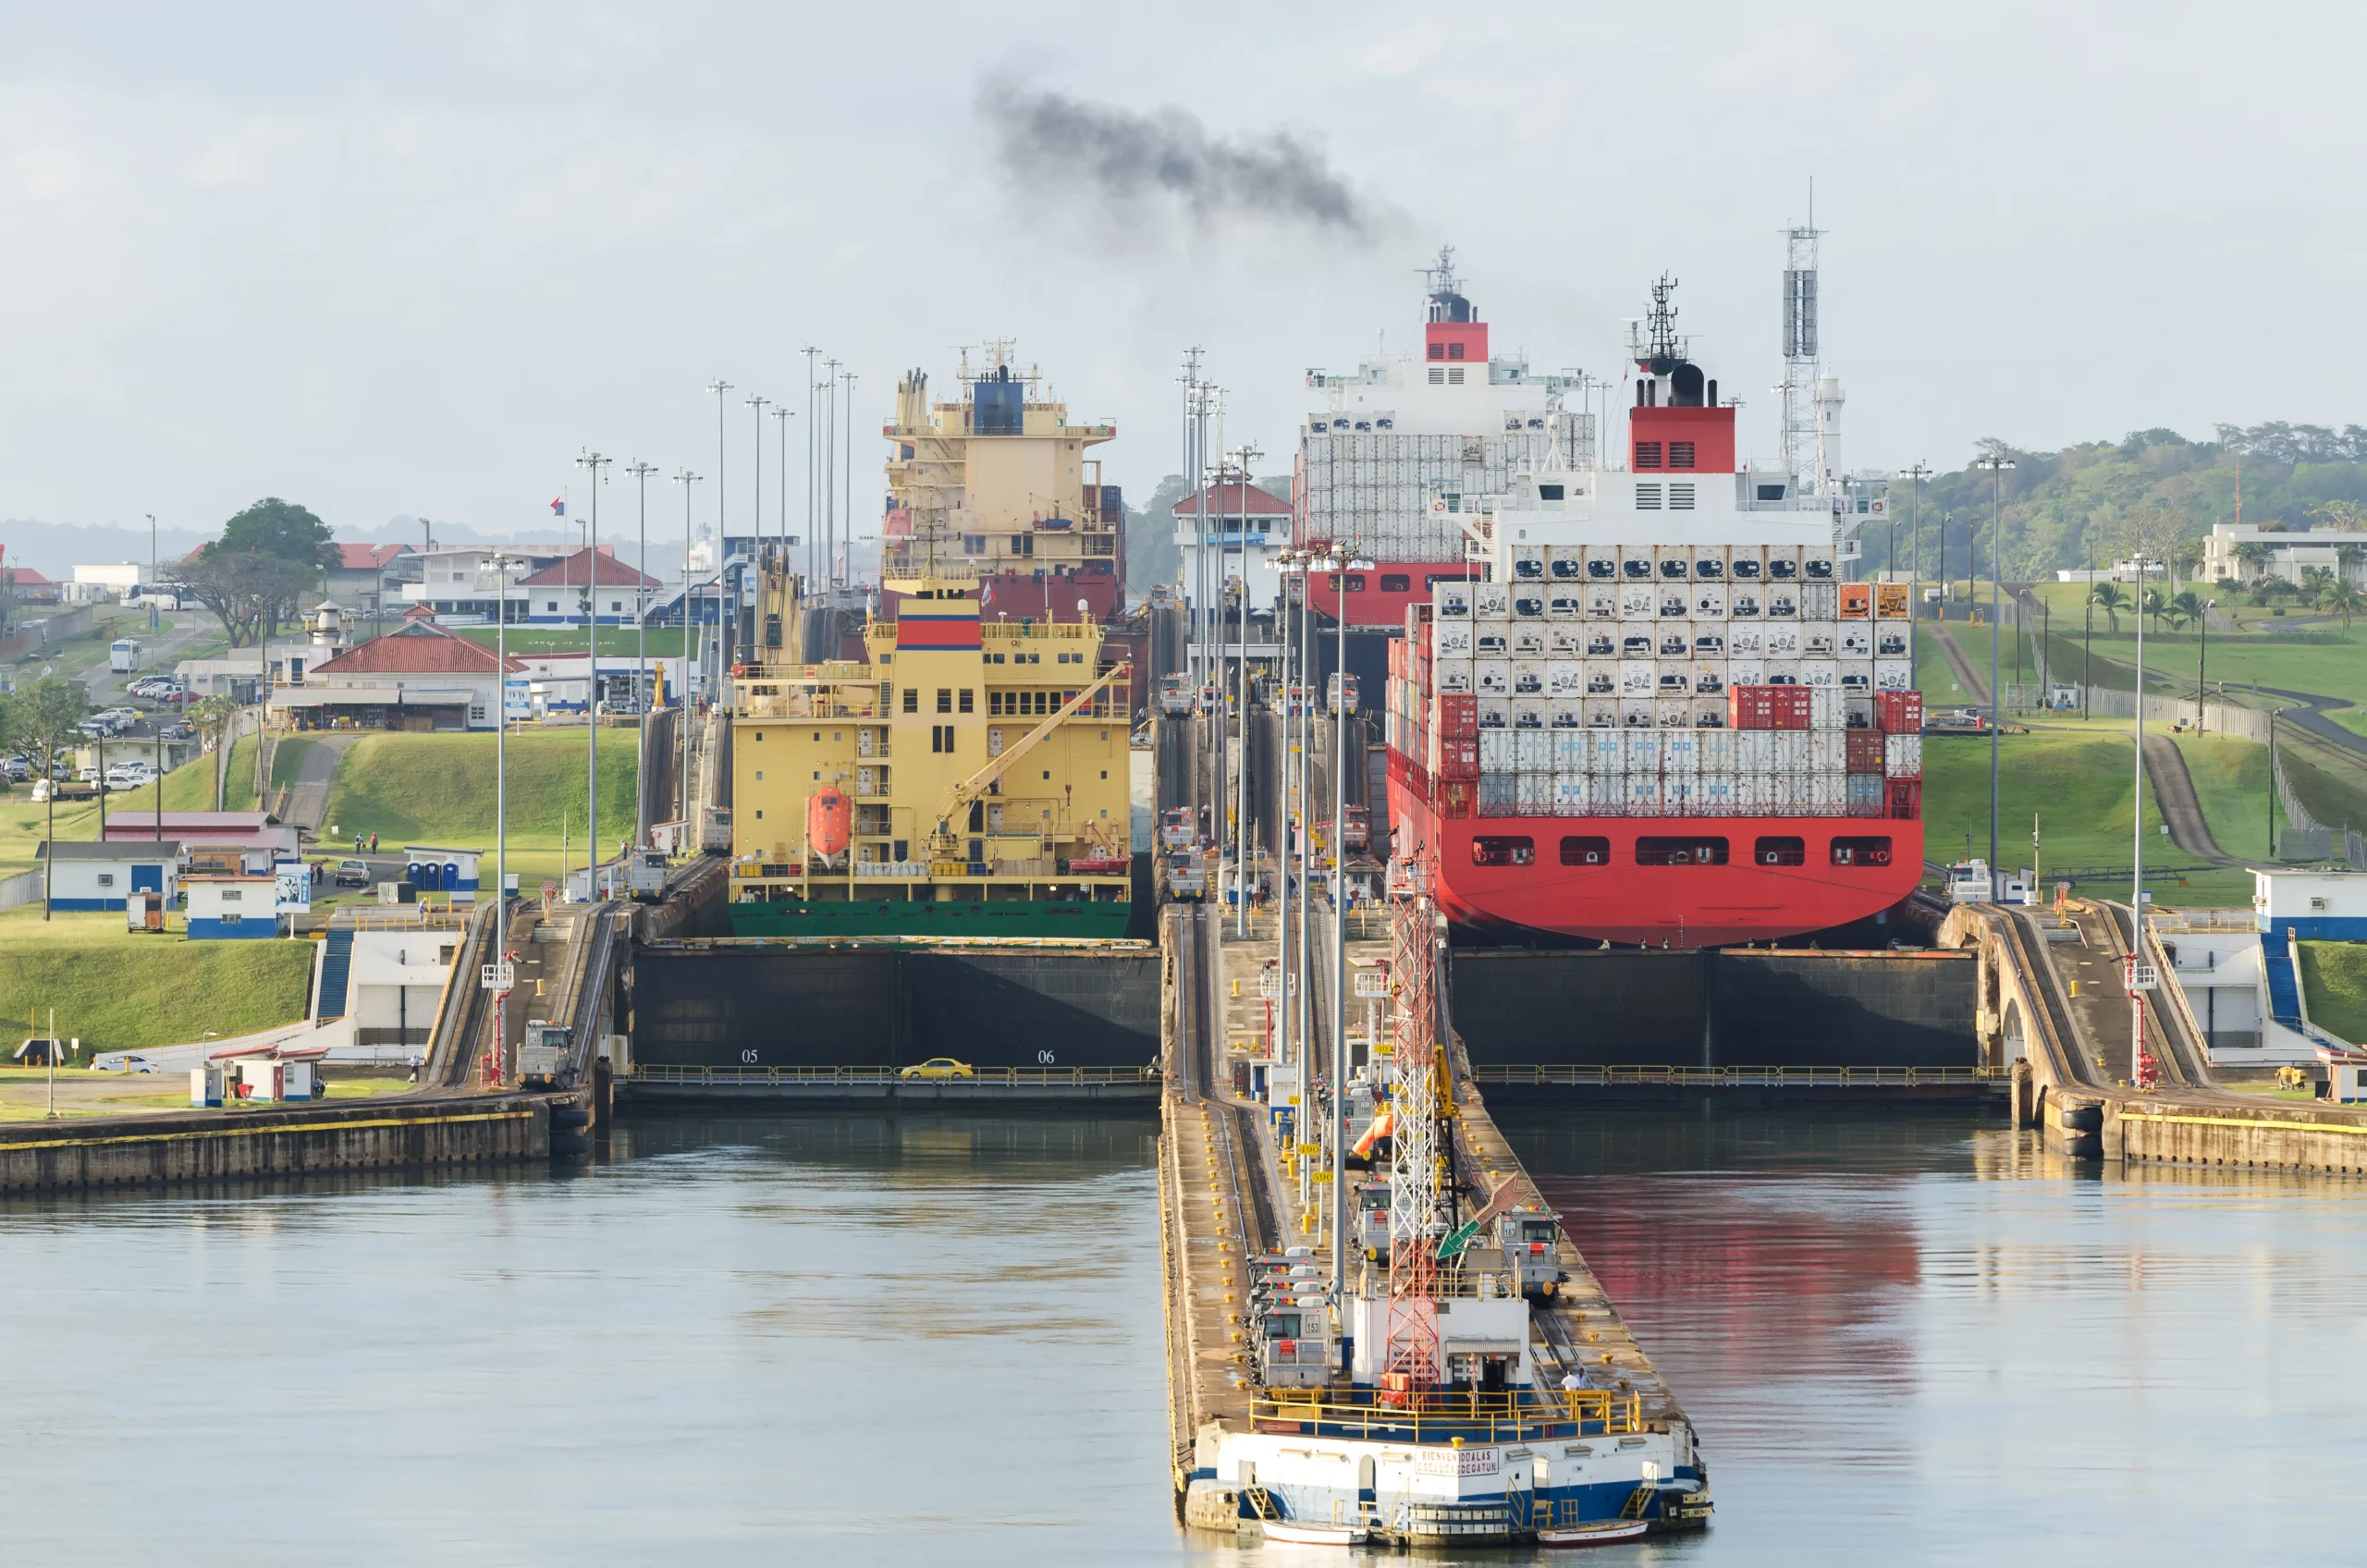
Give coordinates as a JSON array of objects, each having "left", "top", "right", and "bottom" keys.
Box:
[{"left": 1383, "top": 852, "right": 1447, "bottom": 1390}]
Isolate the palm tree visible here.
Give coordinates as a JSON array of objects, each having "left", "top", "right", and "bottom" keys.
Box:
[
  {"left": 2166, "top": 589, "right": 2204, "bottom": 631},
  {"left": 2324, "top": 580, "right": 2367, "bottom": 635},
  {"left": 190, "top": 693, "right": 241, "bottom": 811},
  {"left": 2301, "top": 565, "right": 2338, "bottom": 607},
  {"left": 2142, "top": 587, "right": 2166, "bottom": 632},
  {"left": 2090, "top": 581, "right": 2129, "bottom": 631},
  {"left": 2233, "top": 539, "right": 2275, "bottom": 582}
]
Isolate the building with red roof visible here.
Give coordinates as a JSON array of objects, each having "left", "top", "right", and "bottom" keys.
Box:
[{"left": 266, "top": 616, "right": 523, "bottom": 731}]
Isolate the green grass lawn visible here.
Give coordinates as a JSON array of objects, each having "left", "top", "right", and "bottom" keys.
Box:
[
  {"left": 455, "top": 627, "right": 689, "bottom": 658},
  {"left": 2172, "top": 730, "right": 2287, "bottom": 863},
  {"left": 1919, "top": 725, "right": 2207, "bottom": 892},
  {"left": 0, "top": 736, "right": 255, "bottom": 872},
  {"left": 2281, "top": 743, "right": 2367, "bottom": 838},
  {"left": 270, "top": 734, "right": 316, "bottom": 790},
  {"left": 0, "top": 906, "right": 314, "bottom": 1056},
  {"left": 2297, "top": 940, "right": 2367, "bottom": 1047},
  {"left": 319, "top": 729, "right": 641, "bottom": 887}
]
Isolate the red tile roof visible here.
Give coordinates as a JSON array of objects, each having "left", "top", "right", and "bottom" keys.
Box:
[
  {"left": 334, "top": 543, "right": 412, "bottom": 570},
  {"left": 518, "top": 547, "right": 660, "bottom": 589},
  {"left": 1, "top": 565, "right": 53, "bottom": 586},
  {"left": 1172, "top": 482, "right": 1293, "bottom": 519},
  {"left": 306, "top": 620, "right": 521, "bottom": 677}
]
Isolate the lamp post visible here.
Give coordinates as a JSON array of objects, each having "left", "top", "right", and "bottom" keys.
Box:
[
  {"left": 1271, "top": 549, "right": 1302, "bottom": 1083},
  {"left": 146, "top": 513, "right": 158, "bottom": 631},
  {"left": 1975, "top": 455, "right": 2017, "bottom": 891},
  {"left": 673, "top": 469, "right": 703, "bottom": 833},
  {"left": 627, "top": 461, "right": 659, "bottom": 846},
  {"left": 1896, "top": 465, "right": 1932, "bottom": 691},
  {"left": 2130, "top": 554, "right": 2160, "bottom": 1089},
  {"left": 2197, "top": 598, "right": 2215, "bottom": 735},
  {"left": 492, "top": 552, "right": 519, "bottom": 905},
  {"left": 577, "top": 450, "right": 611, "bottom": 890},
  {"left": 1329, "top": 551, "right": 1370, "bottom": 1302},
  {"left": 707, "top": 379, "right": 733, "bottom": 686},
  {"left": 803, "top": 347, "right": 820, "bottom": 582},
  {"left": 771, "top": 406, "right": 794, "bottom": 554}
]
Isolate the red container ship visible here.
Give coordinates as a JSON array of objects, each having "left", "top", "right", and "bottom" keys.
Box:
[{"left": 1380, "top": 280, "right": 1923, "bottom": 947}]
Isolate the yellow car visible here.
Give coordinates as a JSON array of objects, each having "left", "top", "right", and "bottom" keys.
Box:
[{"left": 900, "top": 1057, "right": 975, "bottom": 1081}]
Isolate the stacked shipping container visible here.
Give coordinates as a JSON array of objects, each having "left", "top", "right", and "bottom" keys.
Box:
[
  {"left": 1388, "top": 557, "right": 1925, "bottom": 822},
  {"left": 1301, "top": 423, "right": 1591, "bottom": 560}
]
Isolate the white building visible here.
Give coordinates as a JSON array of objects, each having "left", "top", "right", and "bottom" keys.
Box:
[
  {"left": 329, "top": 929, "right": 460, "bottom": 1050},
  {"left": 1173, "top": 481, "right": 1291, "bottom": 614},
  {"left": 401, "top": 545, "right": 670, "bottom": 626},
  {"left": 36, "top": 840, "right": 182, "bottom": 912},
  {"left": 2199, "top": 524, "right": 2366, "bottom": 589},
  {"left": 2173, "top": 870, "right": 2367, "bottom": 1065}
]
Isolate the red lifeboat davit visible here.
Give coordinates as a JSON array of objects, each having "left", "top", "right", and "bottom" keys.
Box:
[{"left": 807, "top": 787, "right": 852, "bottom": 857}]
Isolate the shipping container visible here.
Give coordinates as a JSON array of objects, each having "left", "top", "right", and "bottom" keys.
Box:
[
  {"left": 1875, "top": 690, "right": 1924, "bottom": 733},
  {"left": 1837, "top": 583, "right": 1871, "bottom": 619},
  {"left": 1765, "top": 545, "right": 1800, "bottom": 582},
  {"left": 1551, "top": 623, "right": 1589, "bottom": 656},
  {"left": 1875, "top": 582, "right": 1911, "bottom": 619},
  {"left": 1729, "top": 585, "right": 1762, "bottom": 619},
  {"left": 1698, "top": 772, "right": 1735, "bottom": 812},
  {"left": 1886, "top": 778, "right": 1922, "bottom": 818},
  {"left": 1476, "top": 658, "right": 1512, "bottom": 696},
  {"left": 1624, "top": 775, "right": 1662, "bottom": 809},
  {"left": 1838, "top": 624, "right": 1872, "bottom": 658},
  {"left": 1884, "top": 734, "right": 1924, "bottom": 778},
  {"left": 1436, "top": 662, "right": 1474, "bottom": 694},
  {"left": 1846, "top": 730, "right": 1885, "bottom": 774},
  {"left": 1770, "top": 731, "right": 1809, "bottom": 771},
  {"left": 1801, "top": 619, "right": 1838, "bottom": 657},
  {"left": 1515, "top": 773, "right": 1551, "bottom": 810},
  {"left": 1846, "top": 773, "right": 1885, "bottom": 814},
  {"left": 1510, "top": 697, "right": 1547, "bottom": 729},
  {"left": 1512, "top": 658, "right": 1546, "bottom": 695},
  {"left": 1620, "top": 699, "right": 1655, "bottom": 729},
  {"left": 1473, "top": 583, "right": 1510, "bottom": 619},
  {"left": 1434, "top": 582, "right": 1472, "bottom": 619},
  {"left": 1435, "top": 621, "right": 1474, "bottom": 658},
  {"left": 1478, "top": 697, "right": 1510, "bottom": 729},
  {"left": 1583, "top": 696, "right": 1618, "bottom": 729},
  {"left": 1550, "top": 698, "right": 1584, "bottom": 729},
  {"left": 1803, "top": 548, "right": 1836, "bottom": 582},
  {"left": 1474, "top": 619, "right": 1511, "bottom": 657},
  {"left": 1765, "top": 657, "right": 1801, "bottom": 686},
  {"left": 1552, "top": 773, "right": 1590, "bottom": 810},
  {"left": 1766, "top": 586, "right": 1800, "bottom": 620},
  {"left": 1547, "top": 659, "right": 1583, "bottom": 697},
  {"left": 1480, "top": 730, "right": 1515, "bottom": 772},
  {"left": 1728, "top": 545, "right": 1764, "bottom": 582},
  {"left": 1656, "top": 696, "right": 1694, "bottom": 729},
  {"left": 1809, "top": 730, "right": 1845, "bottom": 773},
  {"left": 1692, "top": 583, "right": 1728, "bottom": 619},
  {"left": 1438, "top": 692, "right": 1478, "bottom": 737},
  {"left": 1697, "top": 729, "right": 1736, "bottom": 772},
  {"left": 1728, "top": 658, "right": 1766, "bottom": 687},
  {"left": 1802, "top": 660, "right": 1838, "bottom": 691},
  {"left": 1873, "top": 659, "right": 1914, "bottom": 693},
  {"left": 1619, "top": 582, "right": 1656, "bottom": 619}
]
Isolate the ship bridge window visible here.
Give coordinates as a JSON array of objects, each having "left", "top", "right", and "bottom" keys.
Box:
[
  {"left": 1755, "top": 836, "right": 1806, "bottom": 866},
  {"left": 1425, "top": 574, "right": 1465, "bottom": 590},
  {"left": 1539, "top": 484, "right": 1565, "bottom": 501},
  {"left": 937, "top": 688, "right": 952, "bottom": 713},
  {"left": 1831, "top": 836, "right": 1894, "bottom": 867},
  {"left": 1380, "top": 573, "right": 1410, "bottom": 593},
  {"left": 1636, "top": 837, "right": 1730, "bottom": 866},
  {"left": 1471, "top": 836, "right": 1534, "bottom": 867},
  {"left": 959, "top": 689, "right": 975, "bottom": 713},
  {"left": 1559, "top": 836, "right": 1611, "bottom": 866},
  {"left": 902, "top": 688, "right": 918, "bottom": 713},
  {"left": 1757, "top": 484, "right": 1787, "bottom": 502}
]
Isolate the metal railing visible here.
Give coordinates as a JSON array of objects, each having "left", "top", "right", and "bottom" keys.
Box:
[
  {"left": 630, "top": 1063, "right": 1160, "bottom": 1088},
  {"left": 1465, "top": 1063, "right": 2007, "bottom": 1088},
  {"left": 1250, "top": 1388, "right": 1643, "bottom": 1443}
]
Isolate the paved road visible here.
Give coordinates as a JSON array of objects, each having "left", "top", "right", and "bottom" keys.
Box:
[
  {"left": 1929, "top": 621, "right": 1993, "bottom": 706},
  {"left": 2251, "top": 684, "right": 2367, "bottom": 762},
  {"left": 2139, "top": 733, "right": 2238, "bottom": 864},
  {"left": 279, "top": 732, "right": 358, "bottom": 834}
]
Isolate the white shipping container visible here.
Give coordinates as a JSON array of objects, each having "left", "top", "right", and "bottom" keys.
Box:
[
  {"left": 1515, "top": 730, "right": 1551, "bottom": 770},
  {"left": 1698, "top": 772, "right": 1735, "bottom": 811},
  {"left": 1802, "top": 582, "right": 1839, "bottom": 619},
  {"left": 1765, "top": 544, "right": 1800, "bottom": 582},
  {"left": 1692, "top": 661, "right": 1725, "bottom": 694},
  {"left": 1516, "top": 774, "right": 1551, "bottom": 809},
  {"left": 1802, "top": 660, "right": 1838, "bottom": 690},
  {"left": 1692, "top": 583, "right": 1728, "bottom": 619},
  {"left": 1809, "top": 772, "right": 1846, "bottom": 809},
  {"left": 1655, "top": 658, "right": 1692, "bottom": 697},
  {"left": 1663, "top": 775, "right": 1698, "bottom": 809},
  {"left": 1874, "top": 659, "right": 1913, "bottom": 692},
  {"left": 1731, "top": 772, "right": 1764, "bottom": 809},
  {"left": 1729, "top": 659, "right": 1766, "bottom": 686},
  {"left": 1513, "top": 658, "right": 1547, "bottom": 695},
  {"left": 1698, "top": 730, "right": 1736, "bottom": 772},
  {"left": 1584, "top": 696, "right": 1619, "bottom": 729},
  {"left": 1801, "top": 620, "right": 1839, "bottom": 657},
  {"left": 1546, "top": 589, "right": 1583, "bottom": 619},
  {"left": 1553, "top": 773, "right": 1591, "bottom": 810},
  {"left": 1476, "top": 658, "right": 1512, "bottom": 696},
  {"left": 1624, "top": 730, "right": 1663, "bottom": 772},
  {"left": 1510, "top": 545, "right": 1545, "bottom": 581},
  {"left": 1838, "top": 660, "right": 1873, "bottom": 693},
  {"left": 1885, "top": 735, "right": 1924, "bottom": 778},
  {"left": 1585, "top": 545, "right": 1621, "bottom": 582},
  {"left": 1620, "top": 699, "right": 1655, "bottom": 729},
  {"left": 1510, "top": 585, "right": 1547, "bottom": 619},
  {"left": 1766, "top": 587, "right": 1801, "bottom": 620},
  {"left": 1618, "top": 659, "right": 1655, "bottom": 695},
  {"left": 1770, "top": 731, "right": 1809, "bottom": 770},
  {"left": 1547, "top": 659, "right": 1583, "bottom": 696},
  {"left": 1584, "top": 585, "right": 1619, "bottom": 619},
  {"left": 1474, "top": 619, "right": 1512, "bottom": 656},
  {"left": 1732, "top": 730, "right": 1773, "bottom": 771},
  {"left": 1512, "top": 624, "right": 1549, "bottom": 657},
  {"left": 1656, "top": 544, "right": 1693, "bottom": 582},
  {"left": 1838, "top": 624, "right": 1873, "bottom": 658},
  {"left": 1550, "top": 699, "right": 1584, "bottom": 729},
  {"left": 1580, "top": 660, "right": 1614, "bottom": 695},
  {"left": 1656, "top": 697, "right": 1694, "bottom": 729},
  {"left": 1618, "top": 583, "right": 1656, "bottom": 619},
  {"left": 1809, "top": 731, "right": 1844, "bottom": 772},
  {"left": 1692, "top": 544, "right": 1729, "bottom": 579},
  {"left": 1436, "top": 663, "right": 1474, "bottom": 694},
  {"left": 1478, "top": 697, "right": 1511, "bottom": 729},
  {"left": 1435, "top": 622, "right": 1474, "bottom": 657},
  {"left": 1433, "top": 582, "right": 1472, "bottom": 619},
  {"left": 1694, "top": 698, "right": 1728, "bottom": 729},
  {"left": 1804, "top": 548, "right": 1836, "bottom": 582},
  {"left": 1480, "top": 731, "right": 1515, "bottom": 771},
  {"left": 1624, "top": 775, "right": 1661, "bottom": 809},
  {"left": 1512, "top": 697, "right": 1549, "bottom": 729},
  {"left": 1473, "top": 583, "right": 1511, "bottom": 618},
  {"left": 1662, "top": 731, "right": 1699, "bottom": 774},
  {"left": 1587, "top": 730, "right": 1625, "bottom": 773},
  {"left": 1549, "top": 624, "right": 1588, "bottom": 657}
]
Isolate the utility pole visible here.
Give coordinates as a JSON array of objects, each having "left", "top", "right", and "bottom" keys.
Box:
[
  {"left": 822, "top": 359, "right": 841, "bottom": 590},
  {"left": 1330, "top": 550, "right": 1362, "bottom": 1301},
  {"left": 771, "top": 406, "right": 794, "bottom": 551},
  {"left": 1975, "top": 454, "right": 2017, "bottom": 892},
  {"left": 803, "top": 347, "right": 821, "bottom": 584},
  {"left": 577, "top": 449, "right": 611, "bottom": 889},
  {"left": 747, "top": 393, "right": 770, "bottom": 556},
  {"left": 840, "top": 369, "right": 858, "bottom": 588},
  {"left": 146, "top": 513, "right": 158, "bottom": 631},
  {"left": 493, "top": 552, "right": 518, "bottom": 909},
  {"left": 2083, "top": 539, "right": 2095, "bottom": 721},
  {"left": 1233, "top": 440, "right": 1261, "bottom": 939}
]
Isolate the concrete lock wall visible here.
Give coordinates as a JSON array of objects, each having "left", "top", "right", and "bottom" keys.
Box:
[
  {"left": 0, "top": 1096, "right": 551, "bottom": 1194},
  {"left": 1452, "top": 949, "right": 1978, "bottom": 1069},
  {"left": 631, "top": 947, "right": 1162, "bottom": 1071}
]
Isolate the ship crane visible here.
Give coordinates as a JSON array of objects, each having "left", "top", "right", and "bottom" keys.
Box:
[{"left": 924, "top": 658, "right": 1132, "bottom": 859}]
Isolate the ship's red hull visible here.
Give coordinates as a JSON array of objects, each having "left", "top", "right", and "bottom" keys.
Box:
[
  {"left": 1304, "top": 560, "right": 1473, "bottom": 629},
  {"left": 1388, "top": 780, "right": 1923, "bottom": 947}
]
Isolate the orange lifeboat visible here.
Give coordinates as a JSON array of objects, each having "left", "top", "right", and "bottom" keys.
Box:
[{"left": 807, "top": 787, "right": 852, "bottom": 857}]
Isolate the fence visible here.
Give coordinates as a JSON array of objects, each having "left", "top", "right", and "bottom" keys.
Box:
[{"left": 0, "top": 868, "right": 42, "bottom": 912}]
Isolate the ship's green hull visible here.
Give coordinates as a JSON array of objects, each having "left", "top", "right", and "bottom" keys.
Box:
[{"left": 727, "top": 897, "right": 1133, "bottom": 939}]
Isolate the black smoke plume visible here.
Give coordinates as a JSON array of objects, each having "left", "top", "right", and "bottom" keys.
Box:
[{"left": 982, "top": 80, "right": 1374, "bottom": 239}]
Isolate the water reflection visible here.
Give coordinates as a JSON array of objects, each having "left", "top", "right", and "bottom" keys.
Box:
[{"left": 1, "top": 1107, "right": 2361, "bottom": 1564}]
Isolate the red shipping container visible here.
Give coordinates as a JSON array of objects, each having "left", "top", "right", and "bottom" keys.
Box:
[
  {"left": 1435, "top": 779, "right": 1477, "bottom": 820},
  {"left": 1436, "top": 737, "right": 1479, "bottom": 779},
  {"left": 1438, "top": 692, "right": 1478, "bottom": 739},
  {"left": 1846, "top": 731, "right": 1885, "bottom": 774},
  {"left": 1886, "top": 779, "right": 1922, "bottom": 819},
  {"left": 1876, "top": 690, "right": 1924, "bottom": 734},
  {"left": 1728, "top": 685, "right": 1811, "bottom": 730},
  {"left": 1389, "top": 639, "right": 1406, "bottom": 679}
]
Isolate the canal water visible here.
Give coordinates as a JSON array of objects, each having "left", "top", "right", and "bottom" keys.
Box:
[{"left": 1, "top": 1107, "right": 2361, "bottom": 1564}]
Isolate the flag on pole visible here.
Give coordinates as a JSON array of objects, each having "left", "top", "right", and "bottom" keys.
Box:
[{"left": 550, "top": 497, "right": 566, "bottom": 516}]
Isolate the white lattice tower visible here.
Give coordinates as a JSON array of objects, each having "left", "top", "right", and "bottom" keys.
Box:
[{"left": 1385, "top": 854, "right": 1442, "bottom": 1389}]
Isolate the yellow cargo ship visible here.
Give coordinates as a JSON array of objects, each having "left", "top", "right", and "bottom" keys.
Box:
[{"left": 727, "top": 551, "right": 1134, "bottom": 937}]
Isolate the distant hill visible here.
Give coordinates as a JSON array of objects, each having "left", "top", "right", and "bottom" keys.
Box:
[{"left": 1864, "top": 423, "right": 2367, "bottom": 583}]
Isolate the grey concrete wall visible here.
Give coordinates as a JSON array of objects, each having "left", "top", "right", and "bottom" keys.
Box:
[
  {"left": 1452, "top": 949, "right": 1978, "bottom": 1069},
  {"left": 0, "top": 1095, "right": 550, "bottom": 1194},
  {"left": 632, "top": 946, "right": 1161, "bottom": 1071}
]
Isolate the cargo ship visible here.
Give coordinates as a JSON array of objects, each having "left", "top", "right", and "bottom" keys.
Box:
[
  {"left": 1296, "top": 247, "right": 1592, "bottom": 630},
  {"left": 1379, "top": 279, "right": 1924, "bottom": 947},
  {"left": 725, "top": 549, "right": 1134, "bottom": 937}
]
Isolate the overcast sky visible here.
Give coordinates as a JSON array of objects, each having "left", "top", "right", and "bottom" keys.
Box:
[{"left": 4, "top": 0, "right": 2360, "bottom": 548}]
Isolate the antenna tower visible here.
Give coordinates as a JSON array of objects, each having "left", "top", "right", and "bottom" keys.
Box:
[{"left": 1781, "top": 207, "right": 1822, "bottom": 490}]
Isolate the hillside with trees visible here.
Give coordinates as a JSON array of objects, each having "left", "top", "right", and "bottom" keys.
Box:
[{"left": 1864, "top": 423, "right": 2367, "bottom": 585}]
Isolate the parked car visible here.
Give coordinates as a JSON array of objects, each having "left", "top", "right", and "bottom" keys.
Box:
[
  {"left": 93, "top": 1054, "right": 159, "bottom": 1074},
  {"left": 1, "top": 758, "right": 29, "bottom": 783},
  {"left": 899, "top": 1058, "right": 976, "bottom": 1081}
]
